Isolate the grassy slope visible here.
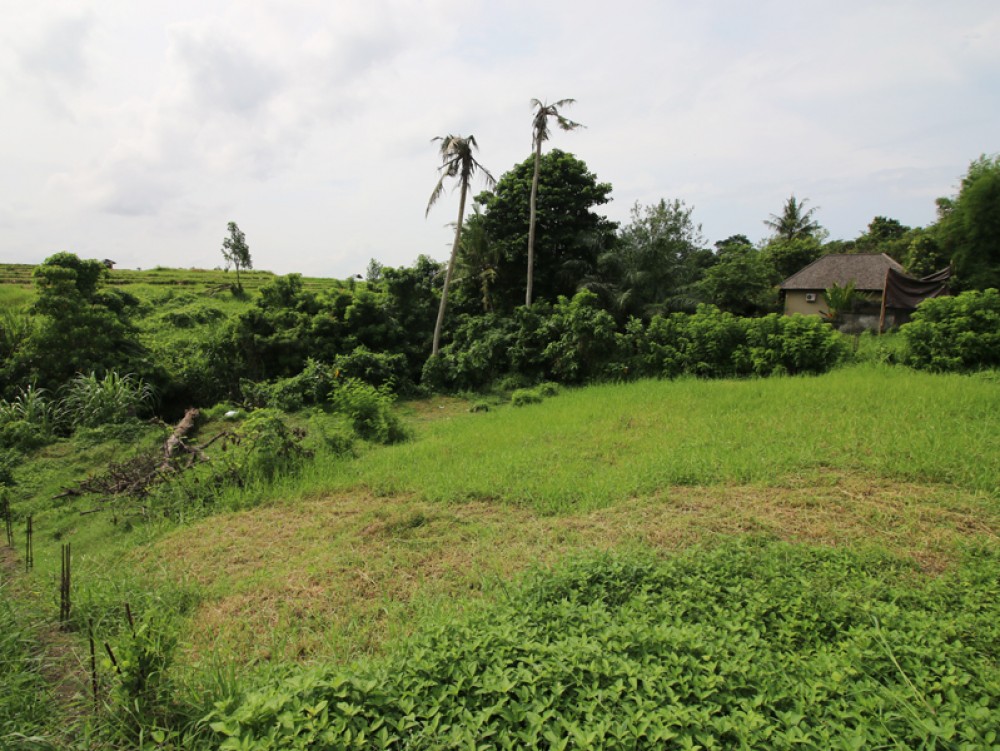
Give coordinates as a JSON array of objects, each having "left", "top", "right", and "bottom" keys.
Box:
[{"left": 310, "top": 365, "right": 1000, "bottom": 509}]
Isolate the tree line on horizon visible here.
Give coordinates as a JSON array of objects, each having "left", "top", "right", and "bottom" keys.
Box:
[{"left": 1, "top": 97, "right": 998, "bottom": 414}]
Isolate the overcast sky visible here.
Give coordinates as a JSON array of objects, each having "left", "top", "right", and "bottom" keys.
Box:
[{"left": 2, "top": 1, "right": 997, "bottom": 277}]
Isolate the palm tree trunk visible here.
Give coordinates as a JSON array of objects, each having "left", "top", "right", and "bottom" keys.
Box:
[
  {"left": 526, "top": 139, "right": 542, "bottom": 308},
  {"left": 432, "top": 182, "right": 468, "bottom": 356}
]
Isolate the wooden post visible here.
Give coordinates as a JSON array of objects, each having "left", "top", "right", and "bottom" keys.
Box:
[
  {"left": 1, "top": 494, "right": 11, "bottom": 547},
  {"left": 89, "top": 619, "right": 99, "bottom": 713},
  {"left": 60, "top": 543, "right": 71, "bottom": 625},
  {"left": 25, "top": 516, "right": 33, "bottom": 572},
  {"left": 878, "top": 269, "right": 890, "bottom": 334}
]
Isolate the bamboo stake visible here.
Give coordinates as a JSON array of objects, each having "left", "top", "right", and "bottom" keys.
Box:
[
  {"left": 25, "top": 516, "right": 33, "bottom": 572},
  {"left": 89, "top": 619, "right": 99, "bottom": 713},
  {"left": 60, "top": 543, "right": 71, "bottom": 625},
  {"left": 2, "top": 494, "right": 11, "bottom": 547}
]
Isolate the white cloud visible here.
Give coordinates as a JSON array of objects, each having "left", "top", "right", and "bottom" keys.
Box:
[{"left": 1, "top": 0, "right": 998, "bottom": 274}]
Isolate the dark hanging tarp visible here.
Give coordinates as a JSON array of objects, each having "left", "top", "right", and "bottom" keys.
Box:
[{"left": 883, "top": 266, "right": 951, "bottom": 310}]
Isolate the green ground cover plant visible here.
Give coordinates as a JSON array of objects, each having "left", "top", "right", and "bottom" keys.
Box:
[{"left": 202, "top": 540, "right": 1000, "bottom": 750}]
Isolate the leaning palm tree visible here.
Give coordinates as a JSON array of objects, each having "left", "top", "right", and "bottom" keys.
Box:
[
  {"left": 426, "top": 135, "right": 495, "bottom": 355},
  {"left": 526, "top": 98, "right": 583, "bottom": 307},
  {"left": 764, "top": 195, "right": 822, "bottom": 241}
]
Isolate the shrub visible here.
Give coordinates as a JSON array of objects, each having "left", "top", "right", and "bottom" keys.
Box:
[
  {"left": 902, "top": 289, "right": 1000, "bottom": 371},
  {"left": 744, "top": 314, "right": 848, "bottom": 376},
  {"left": 536, "top": 382, "right": 560, "bottom": 397},
  {"left": 242, "top": 359, "right": 337, "bottom": 412},
  {"left": 237, "top": 409, "right": 312, "bottom": 483},
  {"left": 332, "top": 346, "right": 410, "bottom": 391},
  {"left": 511, "top": 388, "right": 543, "bottom": 407},
  {"left": 540, "top": 292, "right": 619, "bottom": 383},
  {"left": 61, "top": 371, "right": 154, "bottom": 428},
  {"left": 329, "top": 378, "right": 407, "bottom": 444},
  {"left": 0, "top": 385, "right": 61, "bottom": 450}
]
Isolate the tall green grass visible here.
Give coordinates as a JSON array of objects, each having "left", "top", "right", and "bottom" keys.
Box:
[
  {"left": 307, "top": 365, "right": 1000, "bottom": 512},
  {"left": 0, "top": 585, "right": 53, "bottom": 745}
]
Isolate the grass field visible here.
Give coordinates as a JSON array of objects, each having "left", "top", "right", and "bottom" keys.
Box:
[
  {"left": 0, "top": 263, "right": 355, "bottom": 314},
  {"left": 2, "top": 365, "right": 998, "bottom": 748}
]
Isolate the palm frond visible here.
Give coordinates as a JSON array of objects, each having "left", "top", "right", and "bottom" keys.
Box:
[{"left": 531, "top": 98, "right": 583, "bottom": 147}]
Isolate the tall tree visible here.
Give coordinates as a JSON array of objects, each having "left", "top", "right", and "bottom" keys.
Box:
[
  {"left": 586, "top": 199, "right": 710, "bottom": 320},
  {"left": 3, "top": 253, "right": 149, "bottom": 394},
  {"left": 935, "top": 153, "right": 1000, "bottom": 290},
  {"left": 477, "top": 150, "right": 615, "bottom": 312},
  {"left": 764, "top": 195, "right": 822, "bottom": 241},
  {"left": 426, "top": 135, "right": 494, "bottom": 355},
  {"left": 221, "top": 221, "right": 252, "bottom": 291},
  {"left": 527, "top": 98, "right": 582, "bottom": 307}
]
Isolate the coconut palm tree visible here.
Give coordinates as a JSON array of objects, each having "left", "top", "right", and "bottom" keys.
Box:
[
  {"left": 426, "top": 134, "right": 495, "bottom": 355},
  {"left": 526, "top": 98, "right": 582, "bottom": 307},
  {"left": 764, "top": 195, "right": 822, "bottom": 241}
]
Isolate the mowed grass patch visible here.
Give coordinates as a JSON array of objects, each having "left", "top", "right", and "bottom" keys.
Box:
[
  {"left": 308, "top": 366, "right": 1000, "bottom": 512},
  {"left": 140, "top": 470, "right": 997, "bottom": 667}
]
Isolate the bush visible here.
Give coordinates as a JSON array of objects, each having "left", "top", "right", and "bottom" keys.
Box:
[
  {"left": 237, "top": 409, "right": 312, "bottom": 483},
  {"left": 329, "top": 378, "right": 407, "bottom": 444},
  {"left": 511, "top": 388, "right": 543, "bottom": 407},
  {"left": 242, "top": 359, "right": 337, "bottom": 412},
  {"left": 901, "top": 289, "right": 1000, "bottom": 371},
  {"left": 744, "top": 314, "right": 848, "bottom": 376},
  {"left": 61, "top": 371, "right": 154, "bottom": 428},
  {"left": 0, "top": 385, "right": 61, "bottom": 450},
  {"left": 541, "top": 292, "right": 619, "bottom": 383},
  {"left": 332, "top": 346, "right": 410, "bottom": 391}
]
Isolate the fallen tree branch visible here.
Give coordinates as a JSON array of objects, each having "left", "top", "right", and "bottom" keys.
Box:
[{"left": 161, "top": 408, "right": 200, "bottom": 470}]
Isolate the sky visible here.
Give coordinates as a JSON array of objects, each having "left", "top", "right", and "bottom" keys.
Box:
[{"left": 1, "top": 0, "right": 998, "bottom": 278}]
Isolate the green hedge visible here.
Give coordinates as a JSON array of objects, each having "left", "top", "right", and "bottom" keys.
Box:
[{"left": 902, "top": 289, "right": 1000, "bottom": 371}]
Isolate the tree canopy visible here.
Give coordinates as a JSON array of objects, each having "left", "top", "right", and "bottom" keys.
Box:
[
  {"left": 586, "top": 199, "right": 711, "bottom": 320},
  {"left": 764, "top": 196, "right": 823, "bottom": 242},
  {"left": 474, "top": 150, "right": 615, "bottom": 311},
  {"left": 221, "top": 222, "right": 253, "bottom": 290},
  {"left": 936, "top": 154, "right": 1000, "bottom": 290}
]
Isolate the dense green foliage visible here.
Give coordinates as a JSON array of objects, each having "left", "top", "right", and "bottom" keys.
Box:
[
  {"left": 203, "top": 540, "right": 1000, "bottom": 750},
  {"left": 474, "top": 150, "right": 616, "bottom": 310},
  {"left": 937, "top": 154, "right": 1000, "bottom": 290},
  {"left": 427, "top": 293, "right": 845, "bottom": 391},
  {"left": 1, "top": 253, "right": 152, "bottom": 398},
  {"left": 901, "top": 289, "right": 1000, "bottom": 371},
  {"left": 586, "top": 199, "right": 714, "bottom": 319}
]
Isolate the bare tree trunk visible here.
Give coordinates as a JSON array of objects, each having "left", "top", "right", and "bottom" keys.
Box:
[
  {"left": 526, "top": 139, "right": 542, "bottom": 308},
  {"left": 432, "top": 183, "right": 468, "bottom": 356}
]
